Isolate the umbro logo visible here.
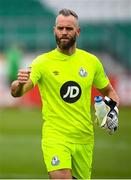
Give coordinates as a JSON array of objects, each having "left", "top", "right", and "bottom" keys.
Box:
[{"left": 53, "top": 71, "right": 59, "bottom": 75}]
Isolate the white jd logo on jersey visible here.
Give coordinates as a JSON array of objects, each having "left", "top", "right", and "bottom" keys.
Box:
[
  {"left": 60, "top": 81, "right": 81, "bottom": 103},
  {"left": 63, "top": 86, "right": 79, "bottom": 99}
]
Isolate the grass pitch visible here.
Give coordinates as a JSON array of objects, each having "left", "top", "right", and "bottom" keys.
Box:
[{"left": 0, "top": 107, "right": 131, "bottom": 179}]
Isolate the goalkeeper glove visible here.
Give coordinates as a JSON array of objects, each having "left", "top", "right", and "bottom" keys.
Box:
[{"left": 101, "top": 96, "right": 119, "bottom": 134}]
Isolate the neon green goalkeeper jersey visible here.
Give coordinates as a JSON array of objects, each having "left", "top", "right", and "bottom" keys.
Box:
[{"left": 30, "top": 48, "right": 109, "bottom": 143}]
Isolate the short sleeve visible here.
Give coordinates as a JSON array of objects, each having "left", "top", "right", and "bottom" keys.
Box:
[
  {"left": 29, "top": 57, "right": 41, "bottom": 86},
  {"left": 93, "top": 59, "right": 109, "bottom": 89}
]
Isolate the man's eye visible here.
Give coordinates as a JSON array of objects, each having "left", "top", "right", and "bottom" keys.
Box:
[
  {"left": 66, "top": 27, "right": 73, "bottom": 31},
  {"left": 57, "top": 27, "right": 73, "bottom": 31},
  {"left": 57, "top": 27, "right": 63, "bottom": 30}
]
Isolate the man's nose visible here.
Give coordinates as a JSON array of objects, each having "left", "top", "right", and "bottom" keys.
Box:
[{"left": 62, "top": 28, "right": 68, "bottom": 35}]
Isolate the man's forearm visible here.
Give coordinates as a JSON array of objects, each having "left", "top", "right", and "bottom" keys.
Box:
[
  {"left": 106, "top": 90, "right": 119, "bottom": 107},
  {"left": 11, "top": 80, "right": 24, "bottom": 97},
  {"left": 98, "top": 83, "right": 119, "bottom": 107}
]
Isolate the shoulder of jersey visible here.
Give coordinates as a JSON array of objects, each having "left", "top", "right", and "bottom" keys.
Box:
[
  {"left": 32, "top": 50, "right": 55, "bottom": 64},
  {"left": 77, "top": 48, "right": 99, "bottom": 62}
]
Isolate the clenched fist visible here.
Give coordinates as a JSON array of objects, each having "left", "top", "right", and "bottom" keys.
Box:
[
  {"left": 17, "top": 69, "right": 31, "bottom": 84},
  {"left": 11, "top": 68, "right": 33, "bottom": 97}
]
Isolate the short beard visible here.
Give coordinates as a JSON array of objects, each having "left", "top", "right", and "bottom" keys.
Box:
[{"left": 55, "top": 35, "right": 76, "bottom": 50}]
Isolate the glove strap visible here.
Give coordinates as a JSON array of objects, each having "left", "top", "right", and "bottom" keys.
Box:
[
  {"left": 114, "top": 106, "right": 119, "bottom": 114},
  {"left": 104, "top": 96, "right": 117, "bottom": 111}
]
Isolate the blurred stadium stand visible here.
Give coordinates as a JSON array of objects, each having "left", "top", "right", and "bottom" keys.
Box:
[
  {"left": 0, "top": 0, "right": 55, "bottom": 51},
  {"left": 0, "top": 0, "right": 131, "bottom": 71},
  {"left": 0, "top": 0, "right": 131, "bottom": 106}
]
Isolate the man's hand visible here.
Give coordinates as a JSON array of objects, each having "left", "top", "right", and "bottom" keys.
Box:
[
  {"left": 101, "top": 96, "right": 119, "bottom": 134},
  {"left": 18, "top": 69, "right": 31, "bottom": 84},
  {"left": 11, "top": 68, "right": 33, "bottom": 97},
  {"left": 106, "top": 107, "right": 118, "bottom": 133}
]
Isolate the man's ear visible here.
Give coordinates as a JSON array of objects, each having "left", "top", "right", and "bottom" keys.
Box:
[{"left": 76, "top": 27, "right": 80, "bottom": 37}]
